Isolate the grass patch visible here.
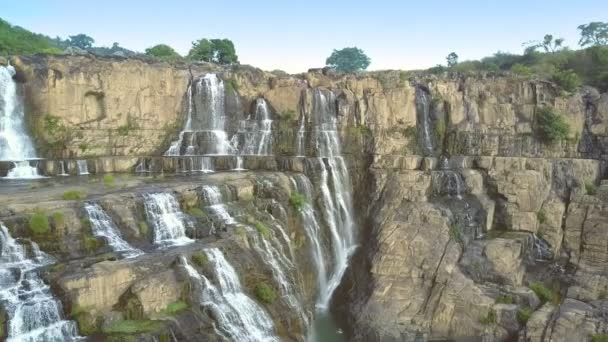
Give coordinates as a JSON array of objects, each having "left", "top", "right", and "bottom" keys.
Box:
[
  {"left": 517, "top": 307, "right": 533, "bottom": 325},
  {"left": 585, "top": 181, "right": 598, "bottom": 195},
  {"left": 51, "top": 212, "right": 65, "bottom": 230},
  {"left": 449, "top": 224, "right": 463, "bottom": 244},
  {"left": 530, "top": 282, "right": 559, "bottom": 304},
  {"left": 162, "top": 300, "right": 189, "bottom": 315},
  {"left": 289, "top": 192, "right": 307, "bottom": 212},
  {"left": 138, "top": 221, "right": 149, "bottom": 236},
  {"left": 254, "top": 221, "right": 271, "bottom": 239},
  {"left": 495, "top": 294, "right": 514, "bottom": 304},
  {"left": 102, "top": 320, "right": 163, "bottom": 335},
  {"left": 103, "top": 174, "right": 116, "bottom": 187},
  {"left": 592, "top": 334, "right": 608, "bottom": 342},
  {"left": 537, "top": 210, "right": 546, "bottom": 224},
  {"left": 62, "top": 190, "right": 86, "bottom": 200},
  {"left": 536, "top": 107, "right": 570, "bottom": 144},
  {"left": 71, "top": 305, "right": 98, "bottom": 335},
  {"left": 479, "top": 308, "right": 497, "bottom": 325},
  {"left": 235, "top": 226, "right": 247, "bottom": 238},
  {"left": 254, "top": 282, "right": 276, "bottom": 304},
  {"left": 191, "top": 251, "right": 208, "bottom": 267},
  {"left": 279, "top": 110, "right": 297, "bottom": 121},
  {"left": 186, "top": 207, "right": 206, "bottom": 218},
  {"left": 83, "top": 233, "right": 102, "bottom": 253},
  {"left": 28, "top": 210, "right": 50, "bottom": 235}
]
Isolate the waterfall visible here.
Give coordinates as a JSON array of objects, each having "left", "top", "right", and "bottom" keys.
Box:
[
  {"left": 415, "top": 86, "right": 436, "bottom": 156},
  {"left": 76, "top": 160, "right": 89, "bottom": 175},
  {"left": 143, "top": 193, "right": 192, "bottom": 246},
  {"left": 201, "top": 185, "right": 237, "bottom": 227},
  {"left": 0, "top": 222, "right": 81, "bottom": 341},
  {"left": 238, "top": 98, "right": 273, "bottom": 156},
  {"left": 0, "top": 65, "right": 42, "bottom": 179},
  {"left": 432, "top": 159, "right": 467, "bottom": 199},
  {"left": 295, "top": 115, "right": 306, "bottom": 157},
  {"left": 307, "top": 88, "right": 356, "bottom": 310},
  {"left": 197, "top": 156, "right": 213, "bottom": 173},
  {"left": 232, "top": 156, "right": 245, "bottom": 171},
  {"left": 181, "top": 250, "right": 278, "bottom": 342},
  {"left": 84, "top": 203, "right": 143, "bottom": 258},
  {"left": 58, "top": 161, "right": 68, "bottom": 176}
]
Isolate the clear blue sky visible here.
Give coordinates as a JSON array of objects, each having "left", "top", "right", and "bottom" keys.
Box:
[{"left": 1, "top": 0, "right": 606, "bottom": 73}]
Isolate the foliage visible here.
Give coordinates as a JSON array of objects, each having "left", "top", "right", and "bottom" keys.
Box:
[
  {"left": 0, "top": 18, "right": 62, "bottom": 55},
  {"left": 525, "top": 34, "right": 565, "bottom": 54},
  {"left": 145, "top": 44, "right": 182, "bottom": 62},
  {"left": 71, "top": 305, "right": 98, "bottom": 335},
  {"left": 449, "top": 224, "right": 463, "bottom": 244},
  {"left": 511, "top": 63, "right": 533, "bottom": 76},
  {"left": 83, "top": 233, "right": 102, "bottom": 253},
  {"left": 552, "top": 69, "right": 581, "bottom": 92},
  {"left": 40, "top": 115, "right": 83, "bottom": 157},
  {"left": 162, "top": 300, "right": 189, "bottom": 315},
  {"left": 495, "top": 294, "right": 514, "bottom": 304},
  {"left": 186, "top": 207, "right": 206, "bottom": 218},
  {"left": 592, "top": 334, "right": 608, "bottom": 342},
  {"left": 289, "top": 192, "right": 307, "bottom": 212},
  {"left": 68, "top": 34, "right": 94, "bottom": 49},
  {"left": 517, "top": 307, "right": 533, "bottom": 325},
  {"left": 434, "top": 119, "right": 446, "bottom": 145},
  {"left": 254, "top": 221, "right": 271, "bottom": 239},
  {"left": 578, "top": 22, "right": 608, "bottom": 47},
  {"left": 138, "top": 221, "right": 149, "bottom": 236},
  {"left": 279, "top": 110, "right": 296, "bottom": 121},
  {"left": 535, "top": 107, "right": 570, "bottom": 144},
  {"left": 102, "top": 320, "right": 163, "bottom": 334},
  {"left": 52, "top": 212, "right": 66, "bottom": 230},
  {"left": 479, "top": 308, "right": 497, "bottom": 325},
  {"left": 188, "top": 38, "right": 238, "bottom": 64},
  {"left": 446, "top": 52, "right": 459, "bottom": 67},
  {"left": 28, "top": 210, "right": 50, "bottom": 235},
  {"left": 116, "top": 116, "right": 139, "bottom": 136},
  {"left": 254, "top": 282, "right": 276, "bottom": 304},
  {"left": 537, "top": 210, "right": 546, "bottom": 224},
  {"left": 103, "top": 174, "right": 116, "bottom": 187},
  {"left": 427, "top": 64, "right": 447, "bottom": 75},
  {"left": 224, "top": 78, "right": 239, "bottom": 93},
  {"left": 530, "top": 282, "right": 559, "bottom": 304},
  {"left": 325, "top": 47, "right": 371, "bottom": 73},
  {"left": 191, "top": 251, "right": 208, "bottom": 267},
  {"left": 585, "top": 181, "right": 598, "bottom": 196},
  {"left": 62, "top": 190, "right": 86, "bottom": 200}
]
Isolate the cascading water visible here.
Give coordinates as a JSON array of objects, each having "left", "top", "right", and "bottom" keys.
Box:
[
  {"left": 307, "top": 88, "right": 356, "bottom": 310},
  {"left": 58, "top": 161, "right": 68, "bottom": 176},
  {"left": 84, "top": 203, "right": 143, "bottom": 258},
  {"left": 76, "top": 160, "right": 89, "bottom": 175},
  {"left": 0, "top": 65, "right": 41, "bottom": 179},
  {"left": 143, "top": 193, "right": 192, "bottom": 246},
  {"left": 415, "top": 86, "right": 436, "bottom": 156},
  {"left": 238, "top": 98, "right": 273, "bottom": 156},
  {"left": 180, "top": 250, "right": 277, "bottom": 342},
  {"left": 201, "top": 185, "right": 237, "bottom": 228},
  {"left": 0, "top": 222, "right": 81, "bottom": 341},
  {"left": 295, "top": 114, "right": 306, "bottom": 157}
]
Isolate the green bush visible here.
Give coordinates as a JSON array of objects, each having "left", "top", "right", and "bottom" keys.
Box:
[
  {"left": 517, "top": 307, "right": 533, "bottom": 325},
  {"left": 254, "top": 282, "right": 276, "bottom": 304},
  {"left": 279, "top": 110, "right": 296, "bottom": 122},
  {"left": 138, "top": 221, "right": 149, "bottom": 236},
  {"left": 29, "top": 210, "right": 50, "bottom": 235},
  {"left": 0, "top": 18, "right": 63, "bottom": 55},
  {"left": 102, "top": 320, "right": 163, "bottom": 334},
  {"left": 511, "top": 63, "right": 534, "bottom": 76},
  {"left": 479, "top": 308, "right": 497, "bottom": 325},
  {"left": 536, "top": 107, "right": 570, "bottom": 144},
  {"left": 191, "top": 251, "right": 207, "bottom": 266},
  {"left": 186, "top": 207, "right": 206, "bottom": 218},
  {"left": 62, "top": 190, "right": 86, "bottom": 200},
  {"left": 537, "top": 210, "right": 547, "bottom": 224},
  {"left": 254, "top": 221, "right": 271, "bottom": 239},
  {"left": 552, "top": 69, "right": 581, "bottom": 92},
  {"left": 83, "top": 234, "right": 102, "bottom": 253},
  {"left": 103, "top": 174, "right": 116, "bottom": 187},
  {"left": 585, "top": 181, "right": 598, "bottom": 195},
  {"left": 530, "top": 282, "right": 559, "bottom": 304},
  {"left": 52, "top": 212, "right": 65, "bottom": 230},
  {"left": 162, "top": 300, "right": 188, "bottom": 315},
  {"left": 592, "top": 334, "right": 608, "bottom": 342},
  {"left": 289, "top": 192, "right": 307, "bottom": 211},
  {"left": 495, "top": 294, "right": 514, "bottom": 304}
]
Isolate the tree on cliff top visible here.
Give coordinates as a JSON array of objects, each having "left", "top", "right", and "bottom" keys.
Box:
[
  {"left": 188, "top": 38, "right": 238, "bottom": 64},
  {"left": 145, "top": 44, "right": 182, "bottom": 62},
  {"left": 325, "top": 47, "right": 371, "bottom": 73},
  {"left": 578, "top": 22, "right": 608, "bottom": 47},
  {"left": 446, "top": 52, "right": 459, "bottom": 67},
  {"left": 68, "top": 34, "right": 94, "bottom": 50}
]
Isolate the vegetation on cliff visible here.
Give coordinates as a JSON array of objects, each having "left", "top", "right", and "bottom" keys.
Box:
[
  {"left": 188, "top": 38, "right": 238, "bottom": 64},
  {"left": 325, "top": 47, "right": 371, "bottom": 72},
  {"left": 0, "top": 18, "right": 62, "bottom": 55}
]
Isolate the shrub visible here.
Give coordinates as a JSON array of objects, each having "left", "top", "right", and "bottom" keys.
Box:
[
  {"left": 102, "top": 320, "right": 163, "bottom": 334},
  {"left": 511, "top": 63, "right": 534, "bottom": 76},
  {"left": 289, "top": 192, "right": 307, "bottom": 211},
  {"left": 585, "top": 181, "right": 598, "bottom": 195},
  {"left": 479, "top": 308, "right": 497, "bottom": 325},
  {"left": 495, "top": 294, "right": 514, "bottom": 304},
  {"left": 138, "top": 221, "right": 149, "bottom": 236},
  {"left": 517, "top": 307, "right": 533, "bottom": 325},
  {"left": 536, "top": 107, "right": 570, "bottom": 144},
  {"left": 162, "top": 300, "right": 188, "bottom": 315},
  {"left": 530, "top": 282, "right": 559, "bottom": 304},
  {"left": 279, "top": 110, "right": 296, "bottom": 122},
  {"left": 191, "top": 251, "right": 207, "bottom": 266},
  {"left": 83, "top": 234, "right": 102, "bottom": 253},
  {"left": 254, "top": 282, "right": 276, "bottom": 304},
  {"left": 186, "top": 207, "right": 206, "bottom": 218},
  {"left": 537, "top": 210, "right": 547, "bottom": 224},
  {"left": 62, "top": 190, "right": 86, "bottom": 200},
  {"left": 29, "top": 210, "right": 50, "bottom": 235},
  {"left": 254, "top": 221, "right": 271, "bottom": 239},
  {"left": 51, "top": 212, "right": 66, "bottom": 230},
  {"left": 552, "top": 69, "right": 581, "bottom": 92},
  {"left": 103, "top": 174, "right": 116, "bottom": 187}
]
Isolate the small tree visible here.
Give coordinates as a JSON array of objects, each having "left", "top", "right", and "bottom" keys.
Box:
[
  {"left": 188, "top": 38, "right": 238, "bottom": 64},
  {"left": 446, "top": 52, "right": 459, "bottom": 67},
  {"left": 536, "top": 107, "right": 570, "bottom": 144},
  {"left": 523, "top": 34, "right": 564, "bottom": 54},
  {"left": 325, "top": 47, "right": 371, "bottom": 73},
  {"left": 578, "top": 22, "right": 608, "bottom": 47},
  {"left": 68, "top": 34, "right": 94, "bottom": 49},
  {"left": 145, "top": 44, "right": 182, "bottom": 61}
]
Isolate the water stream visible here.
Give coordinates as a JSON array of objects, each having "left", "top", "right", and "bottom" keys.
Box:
[
  {"left": 84, "top": 203, "right": 143, "bottom": 258},
  {"left": 143, "top": 192, "right": 193, "bottom": 246}
]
